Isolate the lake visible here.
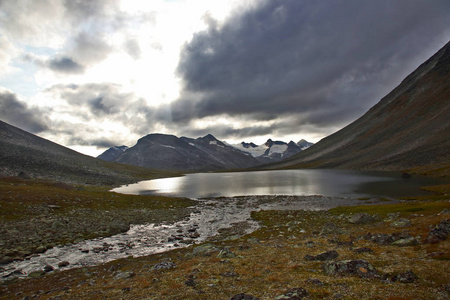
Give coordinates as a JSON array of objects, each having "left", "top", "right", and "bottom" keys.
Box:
[{"left": 112, "top": 169, "right": 446, "bottom": 198}]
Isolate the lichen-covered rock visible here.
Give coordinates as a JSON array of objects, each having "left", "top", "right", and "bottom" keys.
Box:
[
  {"left": 424, "top": 219, "right": 449, "bottom": 244},
  {"left": 152, "top": 261, "right": 177, "bottom": 270},
  {"left": 275, "top": 288, "right": 308, "bottom": 300},
  {"left": 390, "top": 270, "right": 418, "bottom": 283},
  {"left": 391, "top": 237, "right": 419, "bottom": 247},
  {"left": 348, "top": 213, "right": 378, "bottom": 225},
  {"left": 390, "top": 218, "right": 412, "bottom": 228},
  {"left": 322, "top": 259, "right": 377, "bottom": 278},
  {"left": 304, "top": 250, "right": 338, "bottom": 261},
  {"left": 192, "top": 243, "right": 220, "bottom": 256},
  {"left": 320, "top": 222, "right": 344, "bottom": 235}
]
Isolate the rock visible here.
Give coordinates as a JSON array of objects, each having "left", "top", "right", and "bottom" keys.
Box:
[
  {"left": 348, "top": 213, "right": 378, "bottom": 225},
  {"left": 275, "top": 288, "right": 308, "bottom": 299},
  {"left": 217, "top": 247, "right": 236, "bottom": 259},
  {"left": 107, "top": 220, "right": 129, "bottom": 235},
  {"left": 390, "top": 218, "right": 412, "bottom": 228},
  {"left": 18, "top": 171, "right": 31, "bottom": 179},
  {"left": 189, "top": 232, "right": 200, "bottom": 239},
  {"left": 152, "top": 261, "right": 177, "bottom": 270},
  {"left": 305, "top": 278, "right": 324, "bottom": 286},
  {"left": 304, "top": 250, "right": 338, "bottom": 261},
  {"left": 425, "top": 228, "right": 447, "bottom": 244},
  {"left": 58, "top": 261, "right": 70, "bottom": 267},
  {"left": 352, "top": 247, "right": 374, "bottom": 254},
  {"left": 322, "top": 259, "right": 377, "bottom": 278},
  {"left": 43, "top": 265, "right": 54, "bottom": 273},
  {"left": 320, "top": 222, "right": 344, "bottom": 235},
  {"left": 438, "top": 219, "right": 450, "bottom": 233},
  {"left": 185, "top": 278, "right": 196, "bottom": 287},
  {"left": 402, "top": 173, "right": 412, "bottom": 179},
  {"left": 115, "top": 271, "right": 135, "bottom": 279},
  {"left": 192, "top": 244, "right": 220, "bottom": 256},
  {"left": 28, "top": 270, "right": 45, "bottom": 278},
  {"left": 391, "top": 270, "right": 418, "bottom": 283},
  {"left": 438, "top": 209, "right": 450, "bottom": 215},
  {"left": 391, "top": 237, "right": 419, "bottom": 247},
  {"left": 221, "top": 271, "right": 239, "bottom": 277},
  {"left": 230, "top": 293, "right": 259, "bottom": 300}
]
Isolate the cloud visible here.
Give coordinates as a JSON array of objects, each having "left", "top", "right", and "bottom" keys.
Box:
[
  {"left": 124, "top": 38, "right": 142, "bottom": 60},
  {"left": 70, "top": 31, "right": 113, "bottom": 66},
  {"left": 0, "top": 90, "right": 49, "bottom": 133},
  {"left": 176, "top": 0, "right": 450, "bottom": 134}
]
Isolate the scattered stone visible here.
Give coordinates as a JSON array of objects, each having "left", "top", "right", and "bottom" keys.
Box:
[
  {"left": 352, "top": 247, "right": 374, "bottom": 254},
  {"left": 58, "top": 261, "right": 70, "bottom": 268},
  {"left": 438, "top": 209, "right": 450, "bottom": 215},
  {"left": 189, "top": 232, "right": 200, "bottom": 239},
  {"left": 152, "top": 261, "right": 177, "bottom": 270},
  {"left": 304, "top": 250, "right": 338, "bottom": 261},
  {"left": 322, "top": 259, "right": 377, "bottom": 278},
  {"left": 192, "top": 244, "right": 220, "bottom": 257},
  {"left": 363, "top": 232, "right": 413, "bottom": 245},
  {"left": 391, "top": 237, "right": 419, "bottom": 247},
  {"left": 115, "top": 271, "right": 135, "bottom": 279},
  {"left": 320, "top": 222, "right": 344, "bottom": 235},
  {"left": 391, "top": 270, "right": 418, "bottom": 283},
  {"left": 305, "top": 278, "right": 324, "bottom": 285},
  {"left": 217, "top": 247, "right": 236, "bottom": 259},
  {"left": 185, "top": 278, "right": 196, "bottom": 287},
  {"left": 275, "top": 287, "right": 308, "bottom": 299},
  {"left": 425, "top": 228, "right": 447, "bottom": 244},
  {"left": 230, "top": 293, "right": 259, "bottom": 300},
  {"left": 221, "top": 271, "right": 239, "bottom": 277},
  {"left": 43, "top": 265, "right": 54, "bottom": 273},
  {"left": 390, "top": 218, "right": 412, "bottom": 228},
  {"left": 121, "top": 287, "right": 131, "bottom": 292},
  {"left": 348, "top": 213, "right": 378, "bottom": 225}
]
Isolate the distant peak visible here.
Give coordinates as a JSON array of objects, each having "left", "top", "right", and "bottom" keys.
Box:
[{"left": 201, "top": 134, "right": 217, "bottom": 141}]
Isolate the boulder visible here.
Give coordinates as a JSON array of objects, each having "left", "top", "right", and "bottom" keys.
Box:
[
  {"left": 391, "top": 237, "right": 419, "bottom": 247},
  {"left": 192, "top": 244, "right": 220, "bottom": 256},
  {"left": 322, "top": 259, "right": 377, "bottom": 278},
  {"left": 152, "top": 261, "right": 177, "bottom": 270},
  {"left": 348, "top": 213, "right": 378, "bottom": 225},
  {"left": 230, "top": 293, "right": 259, "bottom": 300},
  {"left": 390, "top": 270, "right": 418, "bottom": 283}
]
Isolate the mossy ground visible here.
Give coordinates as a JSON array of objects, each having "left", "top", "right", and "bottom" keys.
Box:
[{"left": 0, "top": 179, "right": 449, "bottom": 299}]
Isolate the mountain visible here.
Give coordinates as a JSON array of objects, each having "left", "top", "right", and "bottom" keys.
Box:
[
  {"left": 267, "top": 41, "right": 450, "bottom": 177},
  {"left": 231, "top": 139, "right": 313, "bottom": 163},
  {"left": 0, "top": 120, "right": 171, "bottom": 185},
  {"left": 97, "top": 145, "right": 129, "bottom": 161},
  {"left": 99, "top": 133, "right": 260, "bottom": 172}
]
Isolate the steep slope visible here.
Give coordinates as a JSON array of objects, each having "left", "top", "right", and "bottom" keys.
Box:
[
  {"left": 111, "top": 133, "right": 260, "bottom": 172},
  {"left": 0, "top": 121, "right": 170, "bottom": 185},
  {"left": 268, "top": 41, "right": 450, "bottom": 177}
]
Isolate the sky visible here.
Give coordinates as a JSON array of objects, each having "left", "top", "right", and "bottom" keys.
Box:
[{"left": 0, "top": 0, "right": 449, "bottom": 157}]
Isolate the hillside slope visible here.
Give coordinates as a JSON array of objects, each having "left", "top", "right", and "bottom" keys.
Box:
[
  {"left": 268, "top": 41, "right": 450, "bottom": 177},
  {"left": 0, "top": 121, "right": 173, "bottom": 185}
]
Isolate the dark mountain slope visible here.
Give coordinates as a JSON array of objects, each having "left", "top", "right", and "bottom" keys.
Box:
[
  {"left": 0, "top": 121, "right": 171, "bottom": 185},
  {"left": 268, "top": 41, "right": 450, "bottom": 177},
  {"left": 114, "top": 133, "right": 260, "bottom": 172}
]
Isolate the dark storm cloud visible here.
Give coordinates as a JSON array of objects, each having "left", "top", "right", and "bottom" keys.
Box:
[
  {"left": 0, "top": 90, "right": 49, "bottom": 133},
  {"left": 67, "top": 136, "right": 118, "bottom": 148},
  {"left": 176, "top": 0, "right": 450, "bottom": 131}
]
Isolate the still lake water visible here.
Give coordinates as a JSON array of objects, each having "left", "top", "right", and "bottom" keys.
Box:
[{"left": 112, "top": 169, "right": 446, "bottom": 198}]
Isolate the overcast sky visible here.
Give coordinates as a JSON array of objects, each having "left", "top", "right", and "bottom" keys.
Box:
[{"left": 1, "top": 0, "right": 449, "bottom": 156}]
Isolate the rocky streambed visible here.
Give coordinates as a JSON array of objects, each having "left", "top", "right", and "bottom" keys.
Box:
[{"left": 0, "top": 195, "right": 382, "bottom": 281}]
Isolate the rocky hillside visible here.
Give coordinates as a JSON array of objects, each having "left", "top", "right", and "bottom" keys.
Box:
[
  {"left": 268, "top": 41, "right": 450, "bottom": 177},
  {"left": 101, "top": 133, "right": 261, "bottom": 172},
  {"left": 0, "top": 120, "right": 171, "bottom": 185}
]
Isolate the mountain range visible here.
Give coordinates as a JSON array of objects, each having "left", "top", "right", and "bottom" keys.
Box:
[
  {"left": 98, "top": 134, "right": 312, "bottom": 172},
  {"left": 266, "top": 41, "right": 450, "bottom": 177}
]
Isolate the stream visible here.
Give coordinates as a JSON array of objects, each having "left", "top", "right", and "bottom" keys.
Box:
[{"left": 0, "top": 195, "right": 380, "bottom": 281}]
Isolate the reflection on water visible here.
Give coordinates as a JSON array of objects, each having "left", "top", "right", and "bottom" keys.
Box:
[{"left": 113, "top": 169, "right": 448, "bottom": 198}]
